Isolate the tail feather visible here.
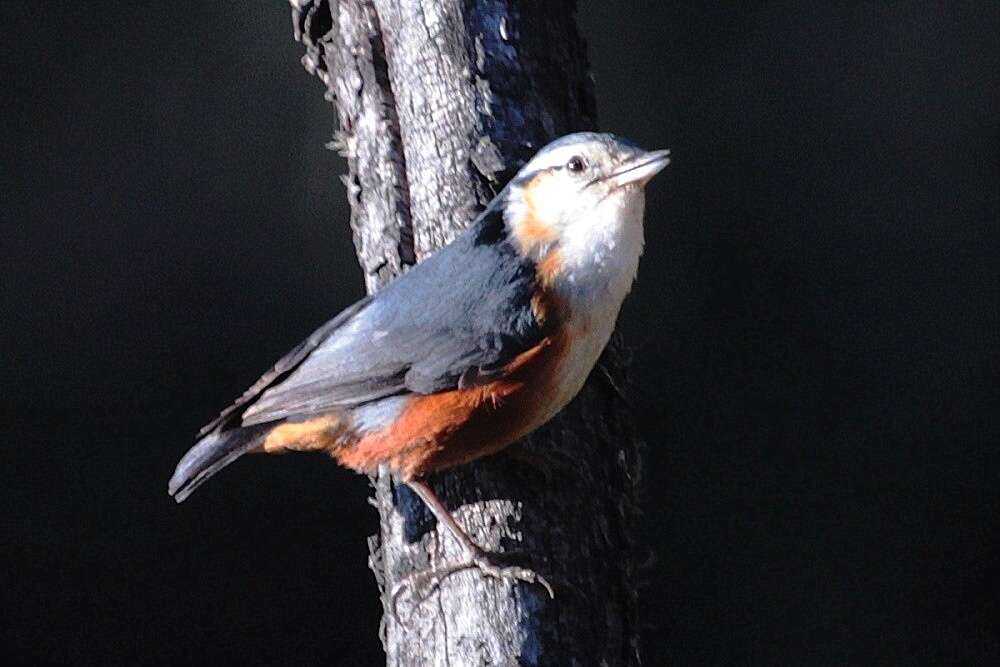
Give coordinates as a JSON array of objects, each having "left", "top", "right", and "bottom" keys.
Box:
[{"left": 168, "top": 424, "right": 273, "bottom": 503}]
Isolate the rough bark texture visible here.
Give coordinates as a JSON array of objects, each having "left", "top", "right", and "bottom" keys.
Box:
[{"left": 291, "top": 2, "right": 642, "bottom": 664}]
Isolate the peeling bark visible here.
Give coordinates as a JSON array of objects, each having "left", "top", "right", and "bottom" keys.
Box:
[{"left": 291, "top": 2, "right": 641, "bottom": 664}]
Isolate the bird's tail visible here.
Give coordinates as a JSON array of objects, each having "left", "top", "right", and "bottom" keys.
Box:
[{"left": 168, "top": 423, "right": 273, "bottom": 503}]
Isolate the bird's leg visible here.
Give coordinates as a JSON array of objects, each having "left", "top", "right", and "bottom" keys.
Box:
[{"left": 390, "top": 479, "right": 554, "bottom": 611}]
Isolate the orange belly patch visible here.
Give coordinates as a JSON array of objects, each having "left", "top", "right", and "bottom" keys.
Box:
[{"left": 335, "top": 330, "right": 569, "bottom": 479}]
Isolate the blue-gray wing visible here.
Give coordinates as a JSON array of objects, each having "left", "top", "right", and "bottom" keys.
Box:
[
  {"left": 195, "top": 296, "right": 373, "bottom": 436},
  {"left": 235, "top": 209, "right": 545, "bottom": 427}
]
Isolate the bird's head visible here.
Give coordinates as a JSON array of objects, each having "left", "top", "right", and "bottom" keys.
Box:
[{"left": 503, "top": 132, "right": 670, "bottom": 302}]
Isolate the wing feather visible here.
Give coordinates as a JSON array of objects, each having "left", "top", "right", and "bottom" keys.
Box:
[
  {"left": 197, "top": 297, "right": 373, "bottom": 436},
  {"left": 234, "top": 207, "right": 549, "bottom": 427}
]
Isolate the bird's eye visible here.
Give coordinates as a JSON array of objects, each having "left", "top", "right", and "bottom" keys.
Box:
[{"left": 566, "top": 155, "right": 586, "bottom": 173}]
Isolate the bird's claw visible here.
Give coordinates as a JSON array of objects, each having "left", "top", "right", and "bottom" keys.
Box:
[
  {"left": 389, "top": 549, "right": 554, "bottom": 618},
  {"left": 467, "top": 552, "right": 555, "bottom": 599}
]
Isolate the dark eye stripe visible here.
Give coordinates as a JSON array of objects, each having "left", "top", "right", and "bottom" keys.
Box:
[{"left": 511, "top": 156, "right": 587, "bottom": 188}]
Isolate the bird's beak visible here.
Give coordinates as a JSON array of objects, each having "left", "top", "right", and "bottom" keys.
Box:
[{"left": 605, "top": 149, "right": 671, "bottom": 189}]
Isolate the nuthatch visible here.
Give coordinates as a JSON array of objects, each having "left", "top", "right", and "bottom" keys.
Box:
[{"left": 169, "top": 132, "right": 670, "bottom": 596}]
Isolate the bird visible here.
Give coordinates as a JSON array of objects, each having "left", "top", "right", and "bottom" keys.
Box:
[{"left": 169, "top": 132, "right": 669, "bottom": 597}]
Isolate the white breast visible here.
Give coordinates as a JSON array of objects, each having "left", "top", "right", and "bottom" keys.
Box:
[{"left": 546, "top": 190, "right": 646, "bottom": 416}]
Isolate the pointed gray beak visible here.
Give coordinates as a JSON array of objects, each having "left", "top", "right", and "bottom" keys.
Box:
[{"left": 605, "top": 149, "right": 671, "bottom": 189}]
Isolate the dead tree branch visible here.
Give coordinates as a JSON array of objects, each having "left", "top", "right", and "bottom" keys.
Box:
[{"left": 291, "top": 2, "right": 642, "bottom": 664}]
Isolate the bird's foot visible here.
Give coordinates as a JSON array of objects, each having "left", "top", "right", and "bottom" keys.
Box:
[
  {"left": 466, "top": 550, "right": 555, "bottom": 598},
  {"left": 390, "top": 548, "right": 554, "bottom": 615}
]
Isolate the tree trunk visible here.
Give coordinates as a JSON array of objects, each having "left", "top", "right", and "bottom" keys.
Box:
[{"left": 291, "top": 2, "right": 642, "bottom": 664}]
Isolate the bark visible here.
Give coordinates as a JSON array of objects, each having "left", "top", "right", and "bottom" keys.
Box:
[{"left": 291, "top": 2, "right": 642, "bottom": 664}]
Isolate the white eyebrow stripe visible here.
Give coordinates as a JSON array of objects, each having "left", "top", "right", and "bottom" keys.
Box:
[{"left": 523, "top": 144, "right": 585, "bottom": 172}]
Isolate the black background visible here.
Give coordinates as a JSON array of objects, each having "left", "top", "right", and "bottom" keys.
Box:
[{"left": 4, "top": 2, "right": 999, "bottom": 664}]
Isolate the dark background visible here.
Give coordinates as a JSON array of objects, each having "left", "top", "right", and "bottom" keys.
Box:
[{"left": 3, "top": 1, "right": 999, "bottom": 664}]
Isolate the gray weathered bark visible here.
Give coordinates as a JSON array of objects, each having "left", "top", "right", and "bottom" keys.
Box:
[{"left": 291, "top": 1, "right": 642, "bottom": 664}]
